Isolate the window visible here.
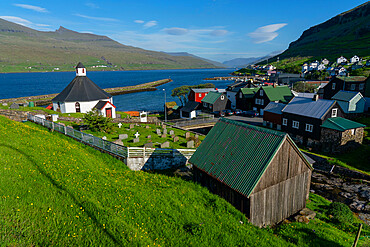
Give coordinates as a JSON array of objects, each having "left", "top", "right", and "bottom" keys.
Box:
[
  {"left": 350, "top": 129, "right": 355, "bottom": 135},
  {"left": 199, "top": 93, "right": 202, "bottom": 97},
  {"left": 75, "top": 102, "right": 80, "bottom": 113},
  {"left": 350, "top": 84, "right": 355, "bottom": 90},
  {"left": 240, "top": 92, "right": 243, "bottom": 98},
  {"left": 332, "top": 83, "right": 336, "bottom": 90},
  {"left": 221, "top": 95, "right": 225, "bottom": 100},
  {"left": 261, "top": 99, "right": 264, "bottom": 105},
  {"left": 292, "top": 121, "right": 299, "bottom": 129},
  {"left": 359, "top": 84, "right": 364, "bottom": 90},
  {"left": 260, "top": 90, "right": 264, "bottom": 96},
  {"left": 255, "top": 98, "right": 260, "bottom": 105},
  {"left": 282, "top": 118, "right": 287, "bottom": 126},
  {"left": 332, "top": 108, "right": 338, "bottom": 117},
  {"left": 305, "top": 124, "right": 313, "bottom": 132}
]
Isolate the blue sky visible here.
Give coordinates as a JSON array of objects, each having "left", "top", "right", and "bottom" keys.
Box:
[{"left": 1, "top": 0, "right": 368, "bottom": 62}]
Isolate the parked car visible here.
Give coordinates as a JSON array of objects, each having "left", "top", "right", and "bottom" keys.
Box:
[
  {"left": 212, "top": 111, "right": 225, "bottom": 117},
  {"left": 223, "top": 109, "right": 234, "bottom": 116},
  {"left": 242, "top": 110, "right": 259, "bottom": 118},
  {"left": 234, "top": 109, "right": 243, "bottom": 115}
]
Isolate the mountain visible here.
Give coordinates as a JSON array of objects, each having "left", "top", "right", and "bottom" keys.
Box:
[
  {"left": 0, "top": 19, "right": 220, "bottom": 72},
  {"left": 223, "top": 51, "right": 282, "bottom": 68},
  {"left": 164, "top": 52, "right": 226, "bottom": 68},
  {"left": 275, "top": 2, "right": 370, "bottom": 61}
]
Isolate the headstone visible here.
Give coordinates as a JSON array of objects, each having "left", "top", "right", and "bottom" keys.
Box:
[
  {"left": 116, "top": 113, "right": 121, "bottom": 119},
  {"left": 195, "top": 134, "right": 199, "bottom": 139},
  {"left": 161, "top": 134, "right": 166, "bottom": 138},
  {"left": 185, "top": 132, "right": 191, "bottom": 139},
  {"left": 169, "top": 130, "right": 175, "bottom": 135},
  {"left": 187, "top": 140, "right": 194, "bottom": 148},
  {"left": 147, "top": 135, "right": 151, "bottom": 139},
  {"left": 134, "top": 131, "right": 140, "bottom": 138},
  {"left": 2, "top": 103, "right": 7, "bottom": 106},
  {"left": 130, "top": 124, "right": 134, "bottom": 129},
  {"left": 102, "top": 136, "right": 107, "bottom": 140},
  {"left": 171, "top": 135, "right": 175, "bottom": 138},
  {"left": 10, "top": 103, "right": 19, "bottom": 109},
  {"left": 119, "top": 134, "right": 128, "bottom": 140},
  {"left": 133, "top": 138, "right": 140, "bottom": 143},
  {"left": 156, "top": 129, "right": 161, "bottom": 135},
  {"left": 118, "top": 123, "right": 122, "bottom": 128},
  {"left": 163, "top": 129, "right": 168, "bottom": 135},
  {"left": 173, "top": 136, "right": 179, "bottom": 142},
  {"left": 114, "top": 139, "right": 123, "bottom": 146},
  {"left": 161, "top": 141, "right": 170, "bottom": 148},
  {"left": 146, "top": 125, "right": 150, "bottom": 129},
  {"left": 163, "top": 125, "right": 167, "bottom": 129},
  {"left": 144, "top": 142, "right": 153, "bottom": 148}
]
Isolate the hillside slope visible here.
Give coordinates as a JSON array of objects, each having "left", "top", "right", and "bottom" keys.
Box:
[
  {"left": 277, "top": 2, "right": 370, "bottom": 60},
  {"left": 0, "top": 19, "right": 219, "bottom": 72}
]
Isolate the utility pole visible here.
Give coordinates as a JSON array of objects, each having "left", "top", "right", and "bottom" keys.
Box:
[{"left": 163, "top": 89, "right": 167, "bottom": 122}]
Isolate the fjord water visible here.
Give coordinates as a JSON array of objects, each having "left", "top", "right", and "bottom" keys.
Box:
[{"left": 0, "top": 69, "right": 234, "bottom": 111}]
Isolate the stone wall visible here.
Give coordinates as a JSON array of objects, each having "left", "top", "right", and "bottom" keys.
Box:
[
  {"left": 127, "top": 154, "right": 190, "bottom": 171},
  {"left": 340, "top": 128, "right": 364, "bottom": 145},
  {"left": 0, "top": 109, "right": 28, "bottom": 121},
  {"left": 320, "top": 127, "right": 364, "bottom": 153}
]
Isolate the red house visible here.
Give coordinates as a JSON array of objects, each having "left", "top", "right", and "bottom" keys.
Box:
[{"left": 188, "top": 88, "right": 216, "bottom": 103}]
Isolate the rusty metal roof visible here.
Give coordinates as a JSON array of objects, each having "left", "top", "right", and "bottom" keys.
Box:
[{"left": 189, "top": 118, "right": 287, "bottom": 197}]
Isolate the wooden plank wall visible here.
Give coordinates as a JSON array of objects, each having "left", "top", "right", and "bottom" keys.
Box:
[{"left": 250, "top": 170, "right": 311, "bottom": 227}]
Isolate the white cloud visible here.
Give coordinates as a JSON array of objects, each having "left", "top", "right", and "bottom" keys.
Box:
[
  {"left": 144, "top": 20, "right": 157, "bottom": 28},
  {"left": 35, "top": 24, "right": 51, "bottom": 27},
  {"left": 163, "top": 27, "right": 188, "bottom": 35},
  {"left": 134, "top": 20, "right": 144, "bottom": 24},
  {"left": 209, "top": 30, "right": 228, "bottom": 36},
  {"left": 249, "top": 23, "right": 287, "bottom": 43},
  {"left": 0, "top": 16, "right": 32, "bottom": 26},
  {"left": 74, "top": 14, "right": 118, "bottom": 22},
  {"left": 14, "top": 4, "right": 48, "bottom": 13},
  {"left": 85, "top": 3, "right": 99, "bottom": 9}
]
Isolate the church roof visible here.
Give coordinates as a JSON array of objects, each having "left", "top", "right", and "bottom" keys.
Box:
[
  {"left": 76, "top": 62, "right": 85, "bottom": 68},
  {"left": 52, "top": 76, "right": 111, "bottom": 102}
]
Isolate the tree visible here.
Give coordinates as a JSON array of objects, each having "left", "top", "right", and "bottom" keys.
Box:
[
  {"left": 83, "top": 109, "right": 113, "bottom": 133},
  {"left": 171, "top": 83, "right": 215, "bottom": 106}
]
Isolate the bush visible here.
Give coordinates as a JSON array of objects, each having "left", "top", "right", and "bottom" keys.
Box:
[
  {"left": 328, "top": 202, "right": 354, "bottom": 225},
  {"left": 83, "top": 109, "right": 113, "bottom": 133}
]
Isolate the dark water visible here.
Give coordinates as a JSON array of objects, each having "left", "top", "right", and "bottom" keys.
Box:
[{"left": 0, "top": 69, "right": 234, "bottom": 111}]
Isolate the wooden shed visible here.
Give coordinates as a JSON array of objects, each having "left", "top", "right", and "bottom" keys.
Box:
[{"left": 189, "top": 118, "right": 312, "bottom": 227}]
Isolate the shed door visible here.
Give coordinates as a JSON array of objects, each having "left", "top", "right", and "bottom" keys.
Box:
[{"left": 106, "top": 108, "right": 112, "bottom": 118}]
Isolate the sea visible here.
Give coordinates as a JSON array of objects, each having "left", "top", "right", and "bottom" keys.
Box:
[{"left": 0, "top": 69, "right": 235, "bottom": 111}]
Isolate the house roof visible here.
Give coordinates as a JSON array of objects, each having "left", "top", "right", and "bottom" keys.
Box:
[
  {"left": 181, "top": 101, "right": 200, "bottom": 112},
  {"left": 332, "top": 91, "right": 362, "bottom": 102},
  {"left": 336, "top": 76, "right": 366, "bottom": 82},
  {"left": 262, "top": 86, "right": 293, "bottom": 103},
  {"left": 76, "top": 62, "right": 85, "bottom": 69},
  {"left": 189, "top": 118, "right": 311, "bottom": 197},
  {"left": 263, "top": 102, "right": 285, "bottom": 115},
  {"left": 94, "top": 100, "right": 115, "bottom": 110},
  {"left": 201, "top": 91, "right": 222, "bottom": 104},
  {"left": 321, "top": 117, "right": 365, "bottom": 131},
  {"left": 282, "top": 97, "right": 336, "bottom": 119},
  {"left": 52, "top": 76, "right": 111, "bottom": 102},
  {"left": 240, "top": 88, "right": 258, "bottom": 98},
  {"left": 191, "top": 88, "right": 216, "bottom": 93}
]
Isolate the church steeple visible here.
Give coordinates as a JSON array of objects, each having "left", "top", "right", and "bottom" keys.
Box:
[{"left": 76, "top": 62, "right": 86, "bottom": 76}]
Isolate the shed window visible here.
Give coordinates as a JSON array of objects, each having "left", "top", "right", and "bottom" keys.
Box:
[
  {"left": 359, "top": 84, "right": 364, "bottom": 90},
  {"left": 240, "top": 92, "right": 243, "bottom": 98},
  {"left": 292, "top": 121, "right": 299, "bottom": 129},
  {"left": 350, "top": 84, "right": 356, "bottom": 90},
  {"left": 260, "top": 90, "right": 264, "bottom": 96},
  {"left": 282, "top": 118, "right": 287, "bottom": 126},
  {"left": 332, "top": 108, "right": 338, "bottom": 117},
  {"left": 332, "top": 83, "right": 336, "bottom": 90},
  {"left": 75, "top": 102, "right": 80, "bottom": 113},
  {"left": 305, "top": 124, "right": 313, "bottom": 132}
]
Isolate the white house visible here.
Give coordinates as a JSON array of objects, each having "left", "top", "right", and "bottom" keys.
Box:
[
  {"left": 52, "top": 62, "right": 116, "bottom": 118},
  {"left": 338, "top": 67, "right": 347, "bottom": 76},
  {"left": 321, "top": 58, "right": 330, "bottom": 65},
  {"left": 317, "top": 64, "right": 326, "bottom": 71},
  {"left": 337, "top": 56, "right": 347, "bottom": 64},
  {"left": 302, "top": 63, "right": 309, "bottom": 73},
  {"left": 332, "top": 91, "right": 366, "bottom": 114},
  {"left": 350, "top": 55, "right": 360, "bottom": 64},
  {"left": 309, "top": 60, "right": 319, "bottom": 70}
]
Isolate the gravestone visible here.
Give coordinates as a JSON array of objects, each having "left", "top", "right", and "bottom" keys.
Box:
[
  {"left": 116, "top": 113, "right": 121, "bottom": 119},
  {"left": 163, "top": 129, "right": 168, "bottom": 135},
  {"left": 169, "top": 130, "right": 174, "bottom": 135},
  {"left": 130, "top": 124, "right": 135, "bottom": 129},
  {"left": 161, "top": 134, "right": 166, "bottom": 138},
  {"left": 185, "top": 132, "right": 191, "bottom": 139},
  {"left": 187, "top": 140, "right": 194, "bottom": 148},
  {"left": 102, "top": 136, "right": 107, "bottom": 140},
  {"left": 134, "top": 131, "right": 140, "bottom": 138},
  {"left": 146, "top": 125, "right": 150, "bottom": 129},
  {"left": 114, "top": 139, "right": 123, "bottom": 146},
  {"left": 195, "top": 134, "right": 199, "bottom": 139},
  {"left": 144, "top": 142, "right": 153, "bottom": 148},
  {"left": 119, "top": 134, "right": 128, "bottom": 140},
  {"left": 147, "top": 135, "right": 151, "bottom": 139},
  {"left": 10, "top": 103, "right": 19, "bottom": 109},
  {"left": 173, "top": 136, "right": 179, "bottom": 142},
  {"left": 118, "top": 123, "right": 122, "bottom": 128},
  {"left": 171, "top": 135, "right": 175, "bottom": 138},
  {"left": 133, "top": 138, "right": 140, "bottom": 143},
  {"left": 156, "top": 129, "right": 161, "bottom": 135},
  {"left": 161, "top": 141, "right": 170, "bottom": 148},
  {"left": 163, "top": 124, "right": 167, "bottom": 129},
  {"left": 2, "top": 103, "right": 7, "bottom": 106}
]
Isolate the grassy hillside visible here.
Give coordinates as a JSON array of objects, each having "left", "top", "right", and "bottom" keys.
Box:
[
  {"left": 1, "top": 115, "right": 369, "bottom": 246},
  {"left": 0, "top": 19, "right": 219, "bottom": 73}
]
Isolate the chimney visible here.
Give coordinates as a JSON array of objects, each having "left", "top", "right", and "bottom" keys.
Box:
[{"left": 312, "top": 94, "right": 319, "bottom": 101}]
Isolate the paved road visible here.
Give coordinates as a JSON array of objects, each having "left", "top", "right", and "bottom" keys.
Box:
[{"left": 224, "top": 115, "right": 263, "bottom": 126}]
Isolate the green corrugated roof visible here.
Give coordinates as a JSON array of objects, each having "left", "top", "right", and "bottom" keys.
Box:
[
  {"left": 201, "top": 91, "right": 222, "bottom": 104},
  {"left": 240, "top": 88, "right": 258, "bottom": 98},
  {"left": 337, "top": 76, "right": 367, "bottom": 82},
  {"left": 189, "top": 118, "right": 287, "bottom": 197},
  {"left": 262, "top": 86, "right": 293, "bottom": 103},
  {"left": 321, "top": 117, "right": 366, "bottom": 131}
]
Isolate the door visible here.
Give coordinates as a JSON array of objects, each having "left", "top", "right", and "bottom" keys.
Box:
[{"left": 106, "top": 108, "right": 112, "bottom": 118}]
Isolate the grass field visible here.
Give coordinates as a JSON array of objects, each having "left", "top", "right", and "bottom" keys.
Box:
[{"left": 1, "top": 115, "right": 369, "bottom": 246}]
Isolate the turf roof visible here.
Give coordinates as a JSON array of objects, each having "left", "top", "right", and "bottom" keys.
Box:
[{"left": 201, "top": 91, "right": 222, "bottom": 104}]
